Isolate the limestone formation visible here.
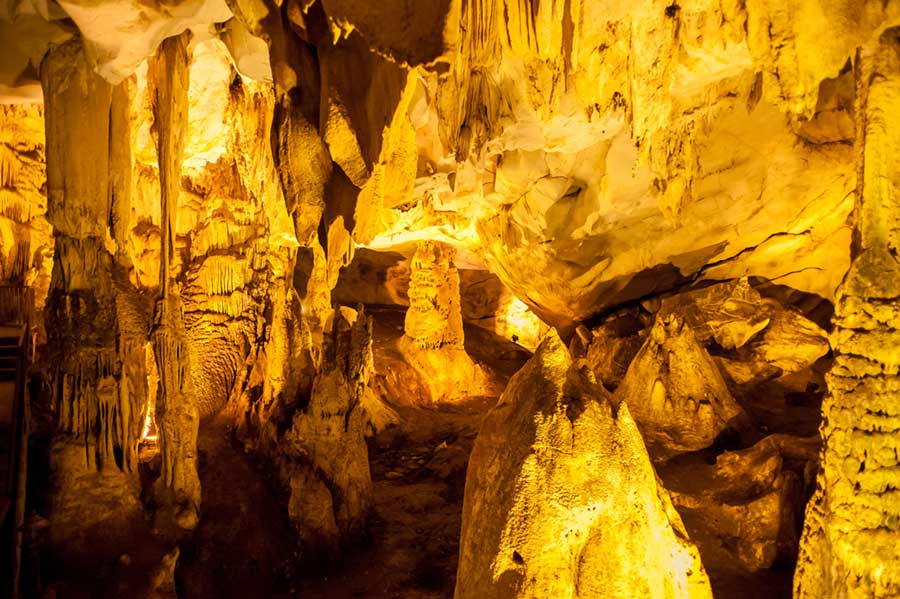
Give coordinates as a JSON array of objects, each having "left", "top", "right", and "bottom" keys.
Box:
[
  {"left": 284, "top": 306, "right": 374, "bottom": 553},
  {"left": 576, "top": 309, "right": 648, "bottom": 390},
  {"left": 659, "top": 278, "right": 830, "bottom": 388},
  {"left": 7, "top": 0, "right": 900, "bottom": 596},
  {"left": 398, "top": 240, "right": 498, "bottom": 403},
  {"left": 456, "top": 330, "right": 712, "bottom": 599},
  {"left": 795, "top": 32, "right": 900, "bottom": 599},
  {"left": 404, "top": 240, "right": 464, "bottom": 350},
  {"left": 41, "top": 37, "right": 148, "bottom": 472},
  {"left": 147, "top": 32, "right": 201, "bottom": 527},
  {"left": 614, "top": 314, "right": 748, "bottom": 458}
]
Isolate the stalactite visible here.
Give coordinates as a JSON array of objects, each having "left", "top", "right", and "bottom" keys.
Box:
[
  {"left": 794, "top": 32, "right": 900, "bottom": 598},
  {"left": 227, "top": 0, "right": 332, "bottom": 246},
  {"left": 109, "top": 81, "right": 132, "bottom": 264},
  {"left": 40, "top": 38, "right": 146, "bottom": 474},
  {"left": 0, "top": 143, "right": 20, "bottom": 189},
  {"left": 148, "top": 31, "right": 202, "bottom": 527}
]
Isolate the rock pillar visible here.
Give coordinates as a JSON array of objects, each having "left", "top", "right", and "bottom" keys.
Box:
[
  {"left": 794, "top": 33, "right": 900, "bottom": 599},
  {"left": 147, "top": 32, "right": 201, "bottom": 528},
  {"left": 41, "top": 38, "right": 146, "bottom": 472},
  {"left": 398, "top": 240, "right": 497, "bottom": 403}
]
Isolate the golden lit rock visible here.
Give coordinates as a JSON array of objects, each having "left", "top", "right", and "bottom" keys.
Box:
[
  {"left": 6, "top": 0, "right": 900, "bottom": 596},
  {"left": 614, "top": 314, "right": 748, "bottom": 458},
  {"left": 398, "top": 240, "right": 499, "bottom": 403},
  {"left": 795, "top": 32, "right": 900, "bottom": 598},
  {"left": 456, "top": 331, "right": 713, "bottom": 599}
]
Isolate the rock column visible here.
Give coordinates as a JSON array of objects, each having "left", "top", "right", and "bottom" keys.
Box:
[
  {"left": 404, "top": 240, "right": 465, "bottom": 349},
  {"left": 148, "top": 32, "right": 202, "bottom": 528},
  {"left": 399, "top": 240, "right": 496, "bottom": 402},
  {"left": 41, "top": 38, "right": 146, "bottom": 472},
  {"left": 795, "top": 33, "right": 900, "bottom": 598}
]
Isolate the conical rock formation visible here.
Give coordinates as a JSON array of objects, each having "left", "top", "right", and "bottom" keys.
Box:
[
  {"left": 615, "top": 314, "right": 747, "bottom": 458},
  {"left": 455, "top": 330, "right": 712, "bottom": 599}
]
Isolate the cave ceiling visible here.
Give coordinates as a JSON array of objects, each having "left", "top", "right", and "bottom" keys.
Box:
[{"left": 2, "top": 0, "right": 897, "bottom": 327}]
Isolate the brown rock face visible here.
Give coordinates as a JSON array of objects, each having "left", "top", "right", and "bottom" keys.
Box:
[
  {"left": 456, "top": 331, "right": 712, "bottom": 599},
  {"left": 661, "top": 434, "right": 819, "bottom": 573},
  {"left": 658, "top": 278, "right": 830, "bottom": 389}
]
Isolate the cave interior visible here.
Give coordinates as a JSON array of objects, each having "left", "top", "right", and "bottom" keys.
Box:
[{"left": 1, "top": 1, "right": 899, "bottom": 598}]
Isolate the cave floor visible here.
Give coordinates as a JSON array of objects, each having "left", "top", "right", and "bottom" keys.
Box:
[
  {"left": 297, "top": 396, "right": 494, "bottom": 599},
  {"left": 296, "top": 309, "right": 527, "bottom": 598},
  {"left": 175, "top": 415, "right": 299, "bottom": 598}
]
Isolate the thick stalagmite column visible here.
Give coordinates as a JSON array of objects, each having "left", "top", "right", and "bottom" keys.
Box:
[
  {"left": 404, "top": 240, "right": 465, "bottom": 349},
  {"left": 148, "top": 32, "right": 202, "bottom": 529},
  {"left": 455, "top": 331, "right": 713, "bottom": 599},
  {"left": 398, "top": 240, "right": 497, "bottom": 402},
  {"left": 794, "top": 33, "right": 900, "bottom": 599},
  {"left": 41, "top": 38, "right": 147, "bottom": 472}
]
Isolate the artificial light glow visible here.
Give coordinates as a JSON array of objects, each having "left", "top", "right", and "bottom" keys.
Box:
[
  {"left": 495, "top": 296, "right": 542, "bottom": 350},
  {"left": 141, "top": 342, "right": 158, "bottom": 442}
]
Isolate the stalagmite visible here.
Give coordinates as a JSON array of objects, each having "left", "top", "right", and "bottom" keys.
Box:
[
  {"left": 404, "top": 240, "right": 464, "bottom": 350},
  {"left": 455, "top": 330, "right": 713, "bottom": 599},
  {"left": 614, "top": 314, "right": 748, "bottom": 458},
  {"left": 148, "top": 31, "right": 201, "bottom": 528},
  {"left": 398, "top": 240, "right": 497, "bottom": 402},
  {"left": 284, "top": 306, "right": 374, "bottom": 555},
  {"left": 795, "top": 33, "right": 900, "bottom": 598}
]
